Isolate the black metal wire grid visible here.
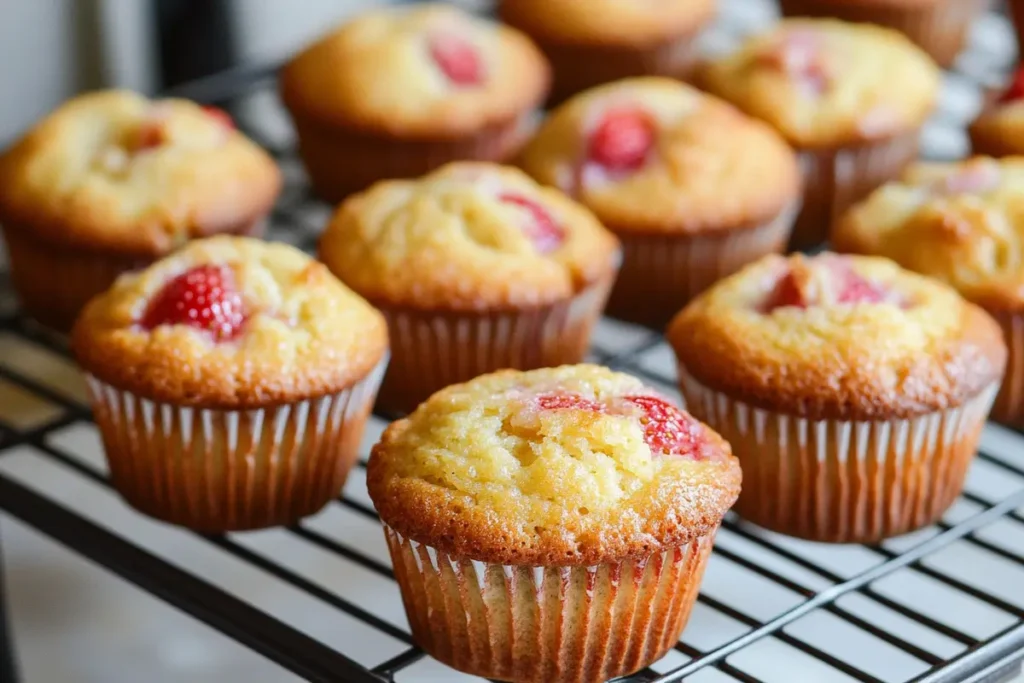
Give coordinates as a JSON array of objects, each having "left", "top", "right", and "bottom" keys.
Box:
[{"left": 3, "top": 1, "right": 1024, "bottom": 682}]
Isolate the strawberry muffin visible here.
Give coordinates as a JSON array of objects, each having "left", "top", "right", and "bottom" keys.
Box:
[
  {"left": 72, "top": 236, "right": 388, "bottom": 531},
  {"left": 368, "top": 364, "right": 740, "bottom": 683},
  {"left": 970, "top": 67, "right": 1024, "bottom": 158},
  {"left": 498, "top": 0, "right": 715, "bottom": 103},
  {"left": 835, "top": 157, "right": 1024, "bottom": 427},
  {"left": 519, "top": 78, "right": 801, "bottom": 327},
  {"left": 701, "top": 19, "right": 940, "bottom": 249},
  {"left": 279, "top": 3, "right": 550, "bottom": 201},
  {"left": 0, "top": 90, "right": 281, "bottom": 331},
  {"left": 778, "top": 0, "right": 986, "bottom": 67},
  {"left": 320, "top": 162, "right": 620, "bottom": 413},
  {"left": 669, "top": 253, "right": 1005, "bottom": 542}
]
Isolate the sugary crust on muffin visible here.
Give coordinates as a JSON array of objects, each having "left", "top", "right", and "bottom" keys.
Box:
[
  {"left": 700, "top": 19, "right": 940, "bottom": 148},
  {"left": 319, "top": 162, "right": 621, "bottom": 311},
  {"left": 279, "top": 3, "right": 550, "bottom": 140},
  {"left": 72, "top": 236, "right": 388, "bottom": 409},
  {"left": 834, "top": 157, "right": 1024, "bottom": 311},
  {"left": 518, "top": 78, "right": 801, "bottom": 235},
  {"left": 367, "top": 365, "right": 741, "bottom": 566},
  {"left": 970, "top": 102, "right": 1024, "bottom": 157},
  {"left": 497, "top": 0, "right": 716, "bottom": 46},
  {"left": 668, "top": 253, "right": 1006, "bottom": 420},
  {"left": 0, "top": 90, "right": 281, "bottom": 257}
]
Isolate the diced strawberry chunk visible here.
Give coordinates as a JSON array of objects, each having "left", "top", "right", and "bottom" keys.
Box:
[
  {"left": 763, "top": 257, "right": 891, "bottom": 311},
  {"left": 429, "top": 34, "right": 484, "bottom": 86},
  {"left": 131, "top": 121, "right": 168, "bottom": 152},
  {"left": 587, "top": 108, "right": 656, "bottom": 173},
  {"left": 623, "top": 395, "right": 704, "bottom": 458},
  {"left": 763, "top": 270, "right": 809, "bottom": 310},
  {"left": 141, "top": 265, "right": 247, "bottom": 341},
  {"left": 499, "top": 193, "right": 565, "bottom": 254},
  {"left": 202, "top": 105, "right": 235, "bottom": 130},
  {"left": 536, "top": 393, "right": 606, "bottom": 412},
  {"left": 759, "top": 29, "right": 830, "bottom": 96},
  {"left": 932, "top": 161, "right": 1001, "bottom": 196}
]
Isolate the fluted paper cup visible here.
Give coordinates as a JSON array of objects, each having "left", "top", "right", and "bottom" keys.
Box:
[
  {"left": 605, "top": 203, "right": 799, "bottom": 328},
  {"left": 292, "top": 112, "right": 535, "bottom": 203},
  {"left": 991, "top": 310, "right": 1024, "bottom": 428},
  {"left": 779, "top": 0, "right": 984, "bottom": 67},
  {"left": 376, "top": 275, "right": 615, "bottom": 414},
  {"left": 383, "top": 524, "right": 715, "bottom": 683},
  {"left": 85, "top": 359, "right": 386, "bottom": 532},
  {"left": 678, "top": 365, "right": 998, "bottom": 543},
  {"left": 791, "top": 132, "right": 919, "bottom": 250}
]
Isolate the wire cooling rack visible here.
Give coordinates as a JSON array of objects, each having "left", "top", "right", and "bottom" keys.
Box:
[{"left": 3, "top": 1, "right": 1024, "bottom": 681}]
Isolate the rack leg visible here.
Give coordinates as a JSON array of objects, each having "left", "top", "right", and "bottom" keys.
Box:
[{"left": 0, "top": 525, "right": 20, "bottom": 683}]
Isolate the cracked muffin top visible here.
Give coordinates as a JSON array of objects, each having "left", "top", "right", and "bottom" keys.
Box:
[
  {"left": 368, "top": 364, "right": 740, "bottom": 565},
  {"left": 319, "top": 162, "right": 621, "bottom": 312},
  {"left": 0, "top": 90, "right": 281, "bottom": 257}
]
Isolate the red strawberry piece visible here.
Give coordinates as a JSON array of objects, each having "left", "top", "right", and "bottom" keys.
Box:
[
  {"left": 429, "top": 34, "right": 484, "bottom": 86},
  {"left": 131, "top": 120, "right": 168, "bottom": 152},
  {"left": 835, "top": 268, "right": 887, "bottom": 305},
  {"left": 623, "top": 395, "right": 703, "bottom": 458},
  {"left": 760, "top": 29, "right": 830, "bottom": 96},
  {"left": 763, "top": 269, "right": 809, "bottom": 311},
  {"left": 202, "top": 105, "right": 235, "bottom": 130},
  {"left": 933, "top": 162, "right": 1000, "bottom": 196},
  {"left": 499, "top": 193, "right": 565, "bottom": 253},
  {"left": 999, "top": 67, "right": 1024, "bottom": 104},
  {"left": 587, "top": 108, "right": 656, "bottom": 173},
  {"left": 536, "top": 392, "right": 606, "bottom": 413},
  {"left": 141, "top": 265, "right": 247, "bottom": 341}
]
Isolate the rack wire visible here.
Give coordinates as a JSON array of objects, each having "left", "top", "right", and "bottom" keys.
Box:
[{"left": 3, "top": 1, "right": 1024, "bottom": 681}]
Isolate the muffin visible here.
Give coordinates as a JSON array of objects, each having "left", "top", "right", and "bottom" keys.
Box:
[
  {"left": 969, "top": 67, "right": 1024, "bottom": 157},
  {"left": 498, "top": 0, "right": 715, "bottom": 104},
  {"left": 319, "top": 162, "right": 620, "bottom": 414},
  {"left": 778, "top": 0, "right": 986, "bottom": 67},
  {"left": 279, "top": 3, "right": 550, "bottom": 202},
  {"left": 669, "top": 252, "right": 1005, "bottom": 543},
  {"left": 367, "top": 364, "right": 741, "bottom": 683},
  {"left": 834, "top": 156, "right": 1024, "bottom": 427},
  {"left": 0, "top": 90, "right": 281, "bottom": 332},
  {"left": 72, "top": 236, "right": 389, "bottom": 531},
  {"left": 700, "top": 19, "right": 940, "bottom": 249},
  {"left": 519, "top": 77, "right": 801, "bottom": 327}
]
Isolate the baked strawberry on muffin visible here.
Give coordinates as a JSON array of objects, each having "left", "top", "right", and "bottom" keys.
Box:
[
  {"left": 835, "top": 156, "right": 1024, "bottom": 427},
  {"left": 279, "top": 3, "right": 549, "bottom": 201},
  {"left": 970, "top": 67, "right": 1024, "bottom": 157},
  {"left": 669, "top": 253, "right": 1005, "bottom": 543},
  {"left": 72, "top": 236, "right": 388, "bottom": 532},
  {"left": 368, "top": 364, "right": 740, "bottom": 683},
  {"left": 498, "top": 0, "right": 715, "bottom": 103},
  {"left": 701, "top": 19, "right": 940, "bottom": 249},
  {"left": 778, "top": 0, "right": 985, "bottom": 67},
  {"left": 519, "top": 77, "right": 801, "bottom": 327},
  {"left": 0, "top": 90, "right": 281, "bottom": 331},
  {"left": 319, "top": 162, "right": 620, "bottom": 414}
]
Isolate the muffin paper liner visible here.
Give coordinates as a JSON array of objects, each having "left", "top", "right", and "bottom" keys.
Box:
[
  {"left": 376, "top": 275, "right": 615, "bottom": 414},
  {"left": 678, "top": 365, "right": 998, "bottom": 543},
  {"left": 292, "top": 112, "right": 535, "bottom": 203},
  {"left": 991, "top": 310, "right": 1024, "bottom": 428},
  {"left": 84, "top": 358, "right": 386, "bottom": 532},
  {"left": 2, "top": 219, "right": 265, "bottom": 333},
  {"left": 540, "top": 29, "right": 705, "bottom": 105},
  {"left": 605, "top": 203, "right": 799, "bottom": 328},
  {"left": 779, "top": 0, "right": 984, "bottom": 67},
  {"left": 383, "top": 524, "right": 715, "bottom": 683},
  {"left": 792, "top": 132, "right": 919, "bottom": 250}
]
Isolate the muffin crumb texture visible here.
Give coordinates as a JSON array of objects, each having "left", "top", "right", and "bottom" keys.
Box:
[{"left": 368, "top": 365, "right": 740, "bottom": 566}]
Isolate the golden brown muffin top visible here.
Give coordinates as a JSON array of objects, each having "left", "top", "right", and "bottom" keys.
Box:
[
  {"left": 72, "top": 236, "right": 388, "bottom": 409},
  {"left": 834, "top": 157, "right": 1024, "bottom": 312},
  {"left": 319, "top": 162, "right": 621, "bottom": 312},
  {"left": 0, "top": 90, "right": 281, "bottom": 257},
  {"left": 700, "top": 19, "right": 940, "bottom": 148},
  {"left": 518, "top": 78, "right": 801, "bottom": 235},
  {"left": 498, "top": 0, "right": 716, "bottom": 46},
  {"left": 669, "top": 253, "right": 1006, "bottom": 420},
  {"left": 279, "top": 3, "right": 550, "bottom": 139},
  {"left": 368, "top": 365, "right": 741, "bottom": 566}
]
